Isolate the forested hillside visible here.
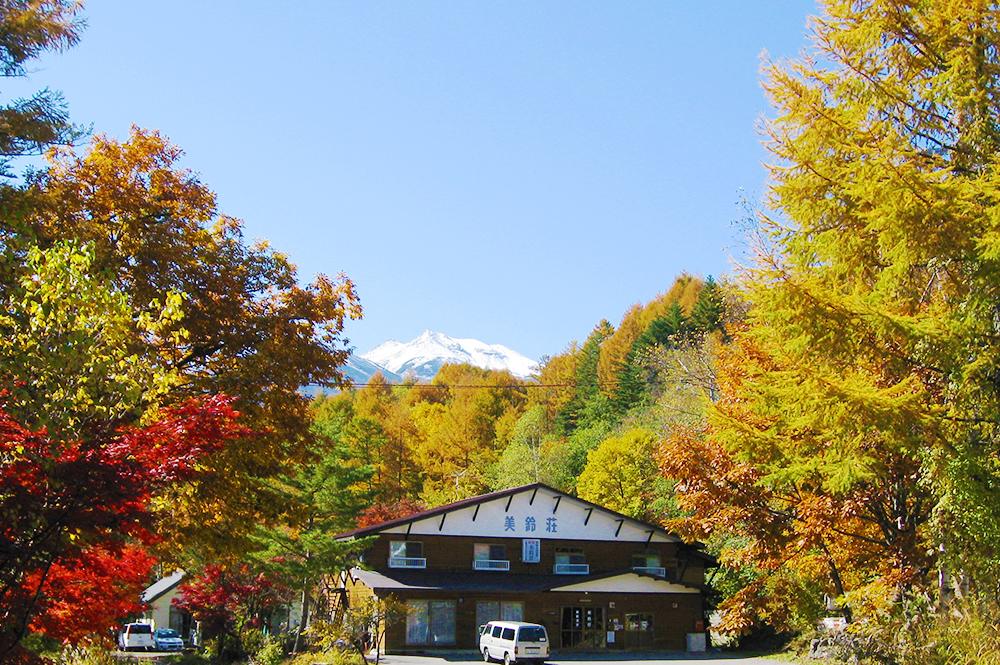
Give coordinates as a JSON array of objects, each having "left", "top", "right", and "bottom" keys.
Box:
[{"left": 312, "top": 273, "right": 726, "bottom": 516}]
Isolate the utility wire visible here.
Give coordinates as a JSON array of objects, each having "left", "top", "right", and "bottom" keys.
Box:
[
  {"left": 340, "top": 382, "right": 574, "bottom": 389},
  {"left": 326, "top": 378, "right": 697, "bottom": 389}
]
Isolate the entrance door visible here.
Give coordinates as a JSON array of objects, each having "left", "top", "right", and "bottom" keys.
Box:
[
  {"left": 623, "top": 613, "right": 654, "bottom": 648},
  {"left": 560, "top": 606, "right": 604, "bottom": 649}
]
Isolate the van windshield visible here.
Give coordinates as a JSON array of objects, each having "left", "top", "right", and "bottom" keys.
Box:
[
  {"left": 518, "top": 626, "right": 547, "bottom": 642},
  {"left": 128, "top": 625, "right": 152, "bottom": 634}
]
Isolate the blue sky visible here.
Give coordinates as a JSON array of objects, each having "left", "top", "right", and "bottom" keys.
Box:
[{"left": 26, "top": 1, "right": 817, "bottom": 361}]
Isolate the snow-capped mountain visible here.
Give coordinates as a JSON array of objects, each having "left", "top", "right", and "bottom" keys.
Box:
[
  {"left": 361, "top": 330, "right": 538, "bottom": 382},
  {"left": 342, "top": 355, "right": 403, "bottom": 384}
]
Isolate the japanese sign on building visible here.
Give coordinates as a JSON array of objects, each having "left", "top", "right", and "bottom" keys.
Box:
[{"left": 504, "top": 515, "right": 557, "bottom": 533}]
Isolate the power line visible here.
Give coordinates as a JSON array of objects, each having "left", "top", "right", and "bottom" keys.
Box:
[
  {"left": 338, "top": 382, "right": 576, "bottom": 389},
  {"left": 326, "top": 378, "right": 691, "bottom": 390}
]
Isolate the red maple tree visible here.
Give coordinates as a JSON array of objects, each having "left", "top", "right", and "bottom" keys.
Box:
[
  {"left": 174, "top": 564, "right": 289, "bottom": 647},
  {"left": 355, "top": 498, "right": 426, "bottom": 528},
  {"left": 0, "top": 394, "right": 247, "bottom": 662},
  {"left": 24, "top": 544, "right": 156, "bottom": 644}
]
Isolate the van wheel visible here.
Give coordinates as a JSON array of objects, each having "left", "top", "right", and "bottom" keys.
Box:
[
  {"left": 504, "top": 653, "right": 512, "bottom": 665},
  {"left": 482, "top": 648, "right": 491, "bottom": 662}
]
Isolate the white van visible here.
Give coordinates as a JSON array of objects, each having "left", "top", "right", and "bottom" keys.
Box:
[
  {"left": 479, "top": 621, "right": 550, "bottom": 665},
  {"left": 118, "top": 622, "right": 154, "bottom": 651}
]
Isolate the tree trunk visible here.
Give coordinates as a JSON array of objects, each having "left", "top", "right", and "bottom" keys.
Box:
[
  {"left": 293, "top": 582, "right": 311, "bottom": 653},
  {"left": 821, "top": 542, "right": 852, "bottom": 623}
]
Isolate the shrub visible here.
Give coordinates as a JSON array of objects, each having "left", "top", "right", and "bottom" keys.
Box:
[
  {"left": 56, "top": 645, "right": 116, "bottom": 665},
  {"left": 818, "top": 595, "right": 1000, "bottom": 665},
  {"left": 285, "top": 649, "right": 363, "bottom": 665},
  {"left": 253, "top": 640, "right": 284, "bottom": 665}
]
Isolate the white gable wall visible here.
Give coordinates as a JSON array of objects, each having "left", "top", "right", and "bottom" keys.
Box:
[
  {"left": 143, "top": 585, "right": 183, "bottom": 630},
  {"left": 551, "top": 572, "right": 701, "bottom": 594},
  {"left": 379, "top": 486, "right": 678, "bottom": 542}
]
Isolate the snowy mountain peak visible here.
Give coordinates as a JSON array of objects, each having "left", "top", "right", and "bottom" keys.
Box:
[{"left": 361, "top": 331, "right": 538, "bottom": 381}]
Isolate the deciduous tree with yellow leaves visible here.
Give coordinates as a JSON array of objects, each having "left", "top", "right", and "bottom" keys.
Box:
[{"left": 660, "top": 0, "right": 1000, "bottom": 637}]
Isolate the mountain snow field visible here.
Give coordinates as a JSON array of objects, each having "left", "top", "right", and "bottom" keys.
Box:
[{"left": 360, "top": 330, "right": 538, "bottom": 382}]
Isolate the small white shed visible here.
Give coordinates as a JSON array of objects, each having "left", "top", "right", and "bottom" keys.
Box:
[{"left": 141, "top": 571, "right": 196, "bottom": 642}]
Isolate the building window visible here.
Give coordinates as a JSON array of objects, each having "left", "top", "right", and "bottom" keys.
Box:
[
  {"left": 405, "top": 600, "right": 456, "bottom": 645},
  {"left": 473, "top": 544, "right": 509, "bottom": 570},
  {"left": 631, "top": 552, "right": 666, "bottom": 577},
  {"left": 390, "top": 541, "right": 426, "bottom": 568},
  {"left": 476, "top": 600, "right": 524, "bottom": 626},
  {"left": 522, "top": 538, "right": 540, "bottom": 563},
  {"left": 501, "top": 601, "right": 524, "bottom": 621},
  {"left": 625, "top": 613, "right": 654, "bottom": 632},
  {"left": 476, "top": 601, "right": 523, "bottom": 639},
  {"left": 406, "top": 600, "right": 427, "bottom": 644},
  {"left": 625, "top": 613, "right": 654, "bottom": 648},
  {"left": 553, "top": 547, "right": 588, "bottom": 574}
]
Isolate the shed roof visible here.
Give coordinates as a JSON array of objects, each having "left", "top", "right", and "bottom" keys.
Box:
[{"left": 142, "top": 570, "right": 185, "bottom": 605}]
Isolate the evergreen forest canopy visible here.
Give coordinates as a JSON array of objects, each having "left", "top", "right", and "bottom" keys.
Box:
[{"left": 3, "top": 0, "right": 1000, "bottom": 663}]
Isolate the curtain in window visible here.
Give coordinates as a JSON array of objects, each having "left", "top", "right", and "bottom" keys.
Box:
[
  {"left": 429, "top": 601, "right": 456, "bottom": 645},
  {"left": 407, "top": 600, "right": 456, "bottom": 645},
  {"left": 476, "top": 601, "right": 500, "bottom": 628},
  {"left": 501, "top": 602, "right": 524, "bottom": 621},
  {"left": 406, "top": 601, "right": 429, "bottom": 645}
]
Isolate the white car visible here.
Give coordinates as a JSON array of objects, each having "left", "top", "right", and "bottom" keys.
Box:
[
  {"left": 118, "top": 622, "right": 154, "bottom": 651},
  {"left": 153, "top": 627, "right": 185, "bottom": 651},
  {"left": 479, "top": 621, "right": 550, "bottom": 665}
]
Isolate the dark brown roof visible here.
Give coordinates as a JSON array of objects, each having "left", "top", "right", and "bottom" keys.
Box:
[{"left": 350, "top": 567, "right": 569, "bottom": 593}]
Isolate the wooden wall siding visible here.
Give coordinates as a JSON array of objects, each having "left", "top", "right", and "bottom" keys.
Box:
[
  {"left": 345, "top": 573, "right": 387, "bottom": 653},
  {"left": 365, "top": 534, "right": 690, "bottom": 579},
  {"left": 374, "top": 586, "right": 703, "bottom": 652},
  {"left": 678, "top": 564, "right": 705, "bottom": 588}
]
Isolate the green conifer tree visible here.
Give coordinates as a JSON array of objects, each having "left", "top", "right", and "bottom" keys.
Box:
[
  {"left": 556, "top": 320, "right": 614, "bottom": 433},
  {"left": 689, "top": 276, "right": 725, "bottom": 335}
]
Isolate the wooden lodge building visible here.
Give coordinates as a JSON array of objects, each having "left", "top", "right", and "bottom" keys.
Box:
[{"left": 333, "top": 483, "right": 714, "bottom": 653}]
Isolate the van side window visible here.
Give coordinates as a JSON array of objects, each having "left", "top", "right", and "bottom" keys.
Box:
[
  {"left": 501, "top": 627, "right": 515, "bottom": 640},
  {"left": 492, "top": 626, "right": 503, "bottom": 638}
]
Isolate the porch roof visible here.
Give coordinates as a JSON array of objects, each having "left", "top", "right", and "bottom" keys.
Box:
[
  {"left": 348, "top": 567, "right": 703, "bottom": 595},
  {"left": 350, "top": 567, "right": 564, "bottom": 593}
]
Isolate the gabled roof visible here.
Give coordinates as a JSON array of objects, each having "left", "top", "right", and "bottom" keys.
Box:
[
  {"left": 336, "top": 483, "right": 543, "bottom": 539},
  {"left": 142, "top": 570, "right": 185, "bottom": 605},
  {"left": 334, "top": 482, "right": 694, "bottom": 546}
]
